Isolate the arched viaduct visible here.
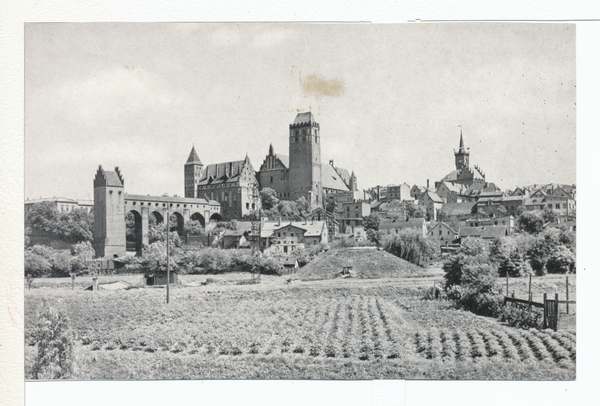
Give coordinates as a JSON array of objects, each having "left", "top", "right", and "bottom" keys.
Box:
[{"left": 93, "top": 166, "right": 221, "bottom": 257}]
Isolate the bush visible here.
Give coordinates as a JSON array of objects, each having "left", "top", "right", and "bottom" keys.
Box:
[
  {"left": 382, "top": 229, "right": 437, "bottom": 267},
  {"left": 546, "top": 245, "right": 576, "bottom": 274},
  {"left": 29, "top": 304, "right": 75, "bottom": 380},
  {"left": 498, "top": 251, "right": 531, "bottom": 277},
  {"left": 499, "top": 303, "right": 543, "bottom": 329},
  {"left": 442, "top": 253, "right": 490, "bottom": 288}
]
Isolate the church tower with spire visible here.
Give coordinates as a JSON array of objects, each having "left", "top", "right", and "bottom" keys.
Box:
[
  {"left": 184, "top": 145, "right": 203, "bottom": 198},
  {"left": 454, "top": 128, "right": 470, "bottom": 171}
]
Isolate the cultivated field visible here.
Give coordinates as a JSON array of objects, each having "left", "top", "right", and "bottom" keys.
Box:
[{"left": 25, "top": 275, "right": 576, "bottom": 380}]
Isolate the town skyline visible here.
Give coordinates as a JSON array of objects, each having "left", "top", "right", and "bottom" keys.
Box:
[{"left": 25, "top": 23, "right": 576, "bottom": 201}]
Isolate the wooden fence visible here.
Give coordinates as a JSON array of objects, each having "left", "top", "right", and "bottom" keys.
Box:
[{"left": 504, "top": 292, "right": 576, "bottom": 331}]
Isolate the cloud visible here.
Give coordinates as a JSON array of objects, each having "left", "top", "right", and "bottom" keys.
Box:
[
  {"left": 301, "top": 74, "right": 345, "bottom": 98},
  {"left": 252, "top": 28, "right": 296, "bottom": 48}
]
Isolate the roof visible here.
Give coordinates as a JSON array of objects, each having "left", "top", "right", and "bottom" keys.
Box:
[
  {"left": 427, "top": 222, "right": 458, "bottom": 235},
  {"left": 441, "top": 169, "right": 460, "bottom": 182},
  {"left": 222, "top": 221, "right": 253, "bottom": 237},
  {"left": 481, "top": 226, "right": 508, "bottom": 239},
  {"left": 185, "top": 146, "right": 203, "bottom": 166},
  {"left": 274, "top": 154, "right": 289, "bottom": 168},
  {"left": 197, "top": 157, "right": 256, "bottom": 186},
  {"left": 422, "top": 191, "right": 443, "bottom": 203},
  {"left": 293, "top": 112, "right": 317, "bottom": 125},
  {"left": 458, "top": 226, "right": 507, "bottom": 239},
  {"left": 125, "top": 194, "right": 217, "bottom": 206},
  {"left": 283, "top": 258, "right": 299, "bottom": 267},
  {"left": 379, "top": 217, "right": 426, "bottom": 231},
  {"left": 273, "top": 221, "right": 326, "bottom": 237},
  {"left": 322, "top": 164, "right": 350, "bottom": 191},
  {"left": 440, "top": 202, "right": 476, "bottom": 216}
]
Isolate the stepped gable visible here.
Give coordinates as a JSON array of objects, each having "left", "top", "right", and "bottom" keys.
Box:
[{"left": 94, "top": 165, "right": 124, "bottom": 188}]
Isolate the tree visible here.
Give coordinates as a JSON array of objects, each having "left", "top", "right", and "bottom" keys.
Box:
[
  {"left": 542, "top": 207, "right": 558, "bottom": 224},
  {"left": 363, "top": 213, "right": 381, "bottom": 232},
  {"left": 27, "top": 202, "right": 94, "bottom": 244},
  {"left": 402, "top": 201, "right": 424, "bottom": 218},
  {"left": 546, "top": 246, "right": 576, "bottom": 274},
  {"left": 184, "top": 220, "right": 207, "bottom": 236},
  {"left": 325, "top": 194, "right": 338, "bottom": 214},
  {"left": 70, "top": 241, "right": 95, "bottom": 273},
  {"left": 260, "top": 188, "right": 279, "bottom": 211},
  {"left": 518, "top": 210, "right": 545, "bottom": 234},
  {"left": 382, "top": 229, "right": 437, "bottom": 267},
  {"left": 25, "top": 251, "right": 52, "bottom": 277}
]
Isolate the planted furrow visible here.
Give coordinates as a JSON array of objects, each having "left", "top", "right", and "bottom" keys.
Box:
[
  {"left": 453, "top": 330, "right": 471, "bottom": 362},
  {"left": 549, "top": 331, "right": 576, "bottom": 361},
  {"left": 415, "top": 331, "right": 428, "bottom": 355},
  {"left": 531, "top": 330, "right": 572, "bottom": 363},
  {"left": 358, "top": 296, "right": 375, "bottom": 360},
  {"left": 378, "top": 299, "right": 403, "bottom": 359},
  {"left": 467, "top": 331, "right": 487, "bottom": 360},
  {"left": 490, "top": 330, "right": 520, "bottom": 362},
  {"left": 478, "top": 329, "right": 503, "bottom": 361},
  {"left": 520, "top": 330, "right": 553, "bottom": 362},
  {"left": 323, "top": 301, "right": 343, "bottom": 358},
  {"left": 342, "top": 297, "right": 361, "bottom": 358},
  {"left": 426, "top": 329, "right": 443, "bottom": 360},
  {"left": 368, "top": 298, "right": 389, "bottom": 359},
  {"left": 440, "top": 328, "right": 457, "bottom": 362},
  {"left": 506, "top": 331, "right": 536, "bottom": 362}
]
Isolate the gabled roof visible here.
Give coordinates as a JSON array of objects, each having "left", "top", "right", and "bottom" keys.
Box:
[
  {"left": 379, "top": 217, "right": 425, "bottom": 231},
  {"left": 481, "top": 226, "right": 508, "bottom": 239},
  {"left": 421, "top": 191, "right": 443, "bottom": 203},
  {"left": 274, "top": 154, "right": 289, "bottom": 168},
  {"left": 185, "top": 146, "right": 203, "bottom": 166},
  {"left": 441, "top": 170, "right": 460, "bottom": 182},
  {"left": 458, "top": 226, "right": 483, "bottom": 238},
  {"left": 322, "top": 164, "right": 350, "bottom": 191},
  {"left": 427, "top": 222, "right": 458, "bottom": 236},
  {"left": 197, "top": 157, "right": 256, "bottom": 186},
  {"left": 440, "top": 202, "right": 476, "bottom": 216}
]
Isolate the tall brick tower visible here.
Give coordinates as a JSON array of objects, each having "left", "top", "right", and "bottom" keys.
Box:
[
  {"left": 93, "top": 166, "right": 126, "bottom": 258},
  {"left": 454, "top": 128, "right": 470, "bottom": 170},
  {"left": 288, "top": 112, "right": 322, "bottom": 208},
  {"left": 184, "top": 145, "right": 203, "bottom": 198}
]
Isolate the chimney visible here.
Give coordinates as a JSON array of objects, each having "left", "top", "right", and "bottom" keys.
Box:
[
  {"left": 278, "top": 216, "right": 281, "bottom": 226},
  {"left": 427, "top": 179, "right": 430, "bottom": 189}
]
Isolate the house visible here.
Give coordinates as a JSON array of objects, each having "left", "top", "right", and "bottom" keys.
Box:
[
  {"left": 386, "top": 183, "right": 413, "bottom": 201},
  {"left": 379, "top": 217, "right": 427, "bottom": 237},
  {"left": 438, "top": 202, "right": 477, "bottom": 223},
  {"left": 465, "top": 216, "right": 515, "bottom": 235},
  {"left": 435, "top": 181, "right": 467, "bottom": 203},
  {"left": 418, "top": 191, "right": 444, "bottom": 221},
  {"left": 267, "top": 220, "right": 328, "bottom": 254},
  {"left": 456, "top": 225, "right": 508, "bottom": 243},
  {"left": 221, "top": 222, "right": 253, "bottom": 249},
  {"left": 426, "top": 222, "right": 458, "bottom": 245},
  {"left": 337, "top": 201, "right": 371, "bottom": 233}
]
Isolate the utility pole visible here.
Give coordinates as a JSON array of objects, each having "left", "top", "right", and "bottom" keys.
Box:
[{"left": 166, "top": 205, "right": 170, "bottom": 304}]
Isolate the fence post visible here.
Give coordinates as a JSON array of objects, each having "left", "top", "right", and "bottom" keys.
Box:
[
  {"left": 554, "top": 293, "right": 559, "bottom": 331},
  {"left": 528, "top": 291, "right": 532, "bottom": 310},
  {"left": 566, "top": 276, "right": 569, "bottom": 315},
  {"left": 543, "top": 293, "right": 547, "bottom": 329},
  {"left": 506, "top": 273, "right": 509, "bottom": 296},
  {"left": 528, "top": 274, "right": 532, "bottom": 302}
]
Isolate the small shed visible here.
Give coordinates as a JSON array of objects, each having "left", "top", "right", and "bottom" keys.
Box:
[
  {"left": 145, "top": 271, "right": 178, "bottom": 286},
  {"left": 282, "top": 257, "right": 299, "bottom": 274}
]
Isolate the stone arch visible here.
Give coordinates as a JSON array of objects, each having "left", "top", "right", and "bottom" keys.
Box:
[
  {"left": 126, "top": 209, "right": 143, "bottom": 255},
  {"left": 210, "top": 213, "right": 223, "bottom": 222},
  {"left": 170, "top": 211, "right": 185, "bottom": 236},
  {"left": 190, "top": 212, "right": 205, "bottom": 227},
  {"left": 151, "top": 211, "right": 164, "bottom": 225}
]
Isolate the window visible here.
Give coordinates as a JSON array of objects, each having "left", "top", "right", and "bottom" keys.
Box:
[
  {"left": 270, "top": 176, "right": 273, "bottom": 183},
  {"left": 556, "top": 204, "right": 560, "bottom": 209},
  {"left": 439, "top": 229, "right": 442, "bottom": 235}
]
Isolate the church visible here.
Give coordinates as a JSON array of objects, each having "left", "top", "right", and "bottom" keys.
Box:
[{"left": 184, "top": 112, "right": 357, "bottom": 220}]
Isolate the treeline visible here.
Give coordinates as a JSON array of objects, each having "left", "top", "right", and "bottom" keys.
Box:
[{"left": 26, "top": 202, "right": 94, "bottom": 245}]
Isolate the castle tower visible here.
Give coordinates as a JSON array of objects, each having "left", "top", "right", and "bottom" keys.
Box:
[
  {"left": 184, "top": 145, "right": 203, "bottom": 198},
  {"left": 454, "top": 128, "right": 470, "bottom": 170},
  {"left": 93, "top": 166, "right": 126, "bottom": 258},
  {"left": 288, "top": 112, "right": 322, "bottom": 208}
]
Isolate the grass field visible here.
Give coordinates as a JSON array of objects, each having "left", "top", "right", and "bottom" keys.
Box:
[{"left": 25, "top": 275, "right": 576, "bottom": 380}]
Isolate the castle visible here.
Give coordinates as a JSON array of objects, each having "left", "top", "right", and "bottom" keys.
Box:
[{"left": 185, "top": 112, "right": 357, "bottom": 219}]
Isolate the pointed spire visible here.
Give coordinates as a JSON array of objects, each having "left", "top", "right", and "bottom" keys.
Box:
[
  {"left": 269, "top": 144, "right": 274, "bottom": 156},
  {"left": 459, "top": 127, "right": 464, "bottom": 150},
  {"left": 185, "top": 146, "right": 202, "bottom": 166}
]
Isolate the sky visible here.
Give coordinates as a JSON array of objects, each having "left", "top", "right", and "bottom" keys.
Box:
[{"left": 24, "top": 22, "right": 576, "bottom": 200}]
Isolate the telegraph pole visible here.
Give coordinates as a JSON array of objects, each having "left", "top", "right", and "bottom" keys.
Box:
[{"left": 166, "top": 205, "right": 170, "bottom": 304}]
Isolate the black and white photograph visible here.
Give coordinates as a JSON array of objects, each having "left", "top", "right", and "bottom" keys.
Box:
[{"left": 22, "top": 21, "right": 578, "bottom": 384}]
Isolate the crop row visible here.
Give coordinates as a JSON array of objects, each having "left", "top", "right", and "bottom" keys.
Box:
[
  {"left": 415, "top": 328, "right": 576, "bottom": 364},
  {"left": 75, "top": 295, "right": 410, "bottom": 360}
]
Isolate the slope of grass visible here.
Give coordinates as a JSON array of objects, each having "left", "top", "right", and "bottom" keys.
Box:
[{"left": 296, "top": 247, "right": 425, "bottom": 281}]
